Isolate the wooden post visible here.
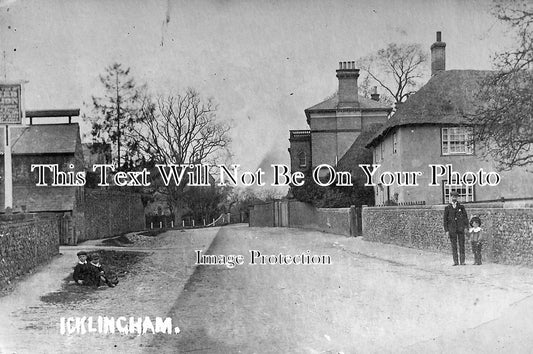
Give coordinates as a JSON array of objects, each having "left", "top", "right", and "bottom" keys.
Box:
[{"left": 4, "top": 125, "right": 12, "bottom": 210}]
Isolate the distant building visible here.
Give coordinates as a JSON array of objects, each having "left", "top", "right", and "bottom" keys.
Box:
[
  {"left": 289, "top": 62, "right": 392, "bottom": 176},
  {"left": 0, "top": 123, "right": 84, "bottom": 213},
  {"left": 365, "top": 32, "right": 533, "bottom": 205},
  {"left": 0, "top": 118, "right": 86, "bottom": 244}
]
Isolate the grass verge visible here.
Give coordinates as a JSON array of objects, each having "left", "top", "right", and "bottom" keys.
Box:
[{"left": 40, "top": 250, "right": 148, "bottom": 305}]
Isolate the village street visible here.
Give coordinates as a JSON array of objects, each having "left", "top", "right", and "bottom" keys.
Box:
[{"left": 1, "top": 225, "right": 533, "bottom": 353}]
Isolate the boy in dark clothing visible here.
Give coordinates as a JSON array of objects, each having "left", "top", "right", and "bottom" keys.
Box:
[
  {"left": 88, "top": 254, "right": 117, "bottom": 287},
  {"left": 73, "top": 251, "right": 90, "bottom": 285}
]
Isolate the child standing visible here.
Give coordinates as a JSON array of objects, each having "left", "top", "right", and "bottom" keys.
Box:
[{"left": 469, "top": 216, "right": 483, "bottom": 265}]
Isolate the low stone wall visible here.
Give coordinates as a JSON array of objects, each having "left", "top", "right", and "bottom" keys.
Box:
[
  {"left": 82, "top": 190, "right": 145, "bottom": 241},
  {"left": 362, "top": 203, "right": 533, "bottom": 266},
  {"left": 249, "top": 200, "right": 353, "bottom": 237},
  {"left": 288, "top": 201, "right": 352, "bottom": 236},
  {"left": 0, "top": 217, "right": 59, "bottom": 288}
]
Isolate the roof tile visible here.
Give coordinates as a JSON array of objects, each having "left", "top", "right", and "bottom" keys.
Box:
[{"left": 0, "top": 124, "right": 80, "bottom": 154}]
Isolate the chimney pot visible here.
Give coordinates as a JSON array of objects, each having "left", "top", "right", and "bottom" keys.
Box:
[
  {"left": 431, "top": 31, "right": 446, "bottom": 75},
  {"left": 336, "top": 60, "right": 360, "bottom": 107}
]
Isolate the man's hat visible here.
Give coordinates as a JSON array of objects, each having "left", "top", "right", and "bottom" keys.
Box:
[
  {"left": 450, "top": 191, "right": 459, "bottom": 197},
  {"left": 76, "top": 251, "right": 87, "bottom": 256},
  {"left": 470, "top": 216, "right": 482, "bottom": 227}
]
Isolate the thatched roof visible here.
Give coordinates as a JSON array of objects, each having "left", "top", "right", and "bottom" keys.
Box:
[{"left": 366, "top": 70, "right": 493, "bottom": 147}]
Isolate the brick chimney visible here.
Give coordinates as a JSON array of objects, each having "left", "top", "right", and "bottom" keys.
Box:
[
  {"left": 431, "top": 31, "right": 446, "bottom": 76},
  {"left": 336, "top": 61, "right": 359, "bottom": 107},
  {"left": 370, "top": 86, "right": 380, "bottom": 101}
]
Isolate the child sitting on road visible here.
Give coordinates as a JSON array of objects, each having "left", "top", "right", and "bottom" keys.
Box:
[
  {"left": 73, "top": 251, "right": 90, "bottom": 285},
  {"left": 88, "top": 253, "right": 118, "bottom": 287},
  {"left": 468, "top": 216, "right": 484, "bottom": 265}
]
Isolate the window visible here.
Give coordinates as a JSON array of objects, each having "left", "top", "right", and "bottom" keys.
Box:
[
  {"left": 297, "top": 151, "right": 306, "bottom": 168},
  {"left": 443, "top": 177, "right": 475, "bottom": 203},
  {"left": 392, "top": 132, "right": 397, "bottom": 154},
  {"left": 442, "top": 127, "right": 474, "bottom": 155},
  {"left": 380, "top": 142, "right": 384, "bottom": 161}
]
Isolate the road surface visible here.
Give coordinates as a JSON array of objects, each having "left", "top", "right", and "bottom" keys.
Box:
[{"left": 1, "top": 225, "right": 533, "bottom": 353}]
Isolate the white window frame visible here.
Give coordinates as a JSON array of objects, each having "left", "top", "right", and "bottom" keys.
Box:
[
  {"left": 443, "top": 177, "right": 475, "bottom": 203},
  {"left": 442, "top": 127, "right": 474, "bottom": 155},
  {"left": 392, "top": 132, "right": 397, "bottom": 154}
]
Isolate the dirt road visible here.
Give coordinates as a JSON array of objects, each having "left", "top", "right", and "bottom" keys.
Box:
[
  {"left": 2, "top": 225, "right": 533, "bottom": 353},
  {"left": 148, "top": 226, "right": 533, "bottom": 353}
]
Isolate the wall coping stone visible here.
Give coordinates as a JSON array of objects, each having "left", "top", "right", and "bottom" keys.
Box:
[
  {"left": 363, "top": 203, "right": 533, "bottom": 211},
  {"left": 316, "top": 207, "right": 351, "bottom": 212}
]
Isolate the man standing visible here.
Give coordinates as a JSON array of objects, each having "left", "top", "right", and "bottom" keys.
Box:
[{"left": 444, "top": 191, "right": 469, "bottom": 266}]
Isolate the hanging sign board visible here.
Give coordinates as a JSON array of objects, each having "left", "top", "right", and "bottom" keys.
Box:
[{"left": 0, "top": 84, "right": 23, "bottom": 124}]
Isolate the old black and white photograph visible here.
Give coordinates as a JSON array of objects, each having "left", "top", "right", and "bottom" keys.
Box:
[{"left": 1, "top": 0, "right": 533, "bottom": 352}]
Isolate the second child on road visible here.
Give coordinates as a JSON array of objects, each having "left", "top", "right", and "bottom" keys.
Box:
[{"left": 469, "top": 216, "right": 484, "bottom": 265}]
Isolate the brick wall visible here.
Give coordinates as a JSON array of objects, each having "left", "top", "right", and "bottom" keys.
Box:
[
  {"left": 81, "top": 189, "right": 145, "bottom": 241},
  {"left": 0, "top": 217, "right": 59, "bottom": 288},
  {"left": 288, "top": 201, "right": 352, "bottom": 236},
  {"left": 362, "top": 203, "right": 533, "bottom": 266},
  {"left": 249, "top": 200, "right": 353, "bottom": 237},
  {"left": 288, "top": 134, "right": 311, "bottom": 174}
]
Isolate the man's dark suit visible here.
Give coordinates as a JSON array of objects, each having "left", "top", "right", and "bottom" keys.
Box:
[{"left": 444, "top": 202, "right": 469, "bottom": 265}]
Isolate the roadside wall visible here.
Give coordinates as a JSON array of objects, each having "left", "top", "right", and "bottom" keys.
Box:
[
  {"left": 82, "top": 190, "right": 145, "bottom": 241},
  {"left": 249, "top": 200, "right": 353, "bottom": 237},
  {"left": 0, "top": 217, "right": 59, "bottom": 288},
  {"left": 288, "top": 201, "right": 351, "bottom": 236},
  {"left": 362, "top": 203, "right": 533, "bottom": 266}
]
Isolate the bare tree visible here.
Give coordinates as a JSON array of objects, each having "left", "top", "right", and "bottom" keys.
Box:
[
  {"left": 129, "top": 89, "right": 231, "bottom": 221},
  {"left": 470, "top": 1, "right": 533, "bottom": 170},
  {"left": 357, "top": 43, "right": 428, "bottom": 105}
]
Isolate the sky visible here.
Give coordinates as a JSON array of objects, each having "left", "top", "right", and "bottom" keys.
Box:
[{"left": 0, "top": 0, "right": 517, "bottom": 177}]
